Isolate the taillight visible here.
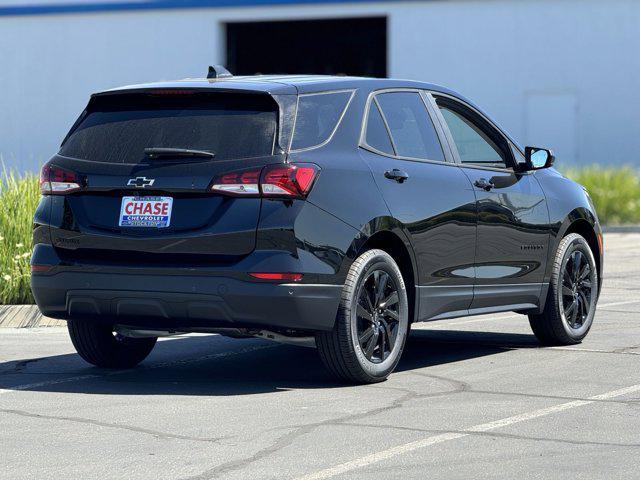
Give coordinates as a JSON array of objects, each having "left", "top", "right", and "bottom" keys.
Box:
[
  {"left": 40, "top": 162, "right": 82, "bottom": 194},
  {"left": 210, "top": 163, "right": 319, "bottom": 198},
  {"left": 209, "top": 167, "right": 261, "bottom": 196},
  {"left": 261, "top": 164, "right": 319, "bottom": 197}
]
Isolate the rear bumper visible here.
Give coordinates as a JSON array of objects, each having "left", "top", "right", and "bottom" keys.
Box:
[{"left": 31, "top": 270, "right": 341, "bottom": 332}]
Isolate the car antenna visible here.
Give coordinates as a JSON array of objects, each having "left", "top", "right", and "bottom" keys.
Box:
[{"left": 207, "top": 65, "right": 233, "bottom": 79}]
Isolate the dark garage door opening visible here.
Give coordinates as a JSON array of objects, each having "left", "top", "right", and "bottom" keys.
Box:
[{"left": 226, "top": 17, "right": 387, "bottom": 78}]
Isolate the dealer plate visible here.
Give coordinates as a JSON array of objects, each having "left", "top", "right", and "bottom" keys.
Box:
[{"left": 119, "top": 196, "right": 173, "bottom": 228}]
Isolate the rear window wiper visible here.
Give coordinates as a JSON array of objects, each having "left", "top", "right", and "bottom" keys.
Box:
[{"left": 144, "top": 147, "right": 216, "bottom": 159}]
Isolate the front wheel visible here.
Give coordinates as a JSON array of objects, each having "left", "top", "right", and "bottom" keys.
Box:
[
  {"left": 316, "top": 249, "right": 409, "bottom": 384},
  {"left": 529, "top": 233, "right": 599, "bottom": 345},
  {"left": 67, "top": 319, "right": 157, "bottom": 368}
]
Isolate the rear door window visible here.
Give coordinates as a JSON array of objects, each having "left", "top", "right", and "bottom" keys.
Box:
[
  {"left": 60, "top": 92, "right": 278, "bottom": 163},
  {"left": 375, "top": 92, "right": 445, "bottom": 161},
  {"left": 291, "top": 91, "right": 353, "bottom": 150},
  {"left": 364, "top": 101, "right": 395, "bottom": 155}
]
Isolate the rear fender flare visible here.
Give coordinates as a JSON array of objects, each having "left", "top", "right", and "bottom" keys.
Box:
[{"left": 342, "top": 216, "right": 418, "bottom": 280}]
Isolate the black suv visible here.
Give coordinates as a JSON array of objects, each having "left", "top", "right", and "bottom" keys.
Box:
[{"left": 31, "top": 70, "right": 602, "bottom": 383}]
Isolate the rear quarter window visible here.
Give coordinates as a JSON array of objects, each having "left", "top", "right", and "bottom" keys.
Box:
[{"left": 290, "top": 91, "right": 353, "bottom": 151}]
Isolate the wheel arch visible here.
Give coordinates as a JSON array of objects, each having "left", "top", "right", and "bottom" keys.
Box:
[
  {"left": 556, "top": 210, "right": 603, "bottom": 291},
  {"left": 347, "top": 220, "right": 419, "bottom": 324}
]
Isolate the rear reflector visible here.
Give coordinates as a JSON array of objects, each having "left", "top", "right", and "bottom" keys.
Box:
[
  {"left": 249, "top": 272, "right": 303, "bottom": 281},
  {"left": 30, "top": 264, "right": 52, "bottom": 273},
  {"left": 40, "top": 162, "right": 82, "bottom": 195},
  {"left": 210, "top": 163, "right": 319, "bottom": 198}
]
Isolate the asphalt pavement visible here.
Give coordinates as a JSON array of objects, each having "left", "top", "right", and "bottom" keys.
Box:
[{"left": 1, "top": 233, "right": 638, "bottom": 479}]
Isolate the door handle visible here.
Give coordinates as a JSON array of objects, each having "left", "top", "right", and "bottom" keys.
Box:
[
  {"left": 474, "top": 178, "right": 494, "bottom": 191},
  {"left": 384, "top": 169, "right": 409, "bottom": 183}
]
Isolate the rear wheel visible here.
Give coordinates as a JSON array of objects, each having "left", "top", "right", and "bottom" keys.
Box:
[
  {"left": 67, "top": 319, "right": 157, "bottom": 368},
  {"left": 529, "top": 233, "right": 598, "bottom": 345},
  {"left": 316, "top": 249, "right": 409, "bottom": 384}
]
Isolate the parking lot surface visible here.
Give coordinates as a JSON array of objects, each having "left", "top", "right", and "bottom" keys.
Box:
[{"left": 1, "top": 233, "right": 639, "bottom": 479}]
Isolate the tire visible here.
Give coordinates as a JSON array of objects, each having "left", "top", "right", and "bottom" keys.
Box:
[
  {"left": 316, "top": 249, "right": 409, "bottom": 384},
  {"left": 529, "top": 233, "right": 599, "bottom": 345},
  {"left": 67, "top": 319, "right": 157, "bottom": 368}
]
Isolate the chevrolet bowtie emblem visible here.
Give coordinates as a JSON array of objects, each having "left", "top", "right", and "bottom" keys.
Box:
[{"left": 127, "top": 177, "right": 155, "bottom": 188}]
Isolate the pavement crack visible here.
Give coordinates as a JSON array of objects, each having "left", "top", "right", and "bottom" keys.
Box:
[
  {"left": 466, "top": 389, "right": 640, "bottom": 407},
  {"left": 0, "top": 408, "right": 228, "bottom": 444},
  {"left": 423, "top": 338, "right": 640, "bottom": 356},
  {"left": 181, "top": 375, "right": 470, "bottom": 479},
  {"left": 179, "top": 389, "right": 418, "bottom": 479},
  {"left": 179, "top": 426, "right": 315, "bottom": 480},
  {"left": 600, "top": 308, "right": 640, "bottom": 314},
  {"left": 613, "top": 344, "right": 640, "bottom": 354},
  {"left": 344, "top": 421, "right": 640, "bottom": 448},
  {"left": 401, "top": 372, "right": 471, "bottom": 393}
]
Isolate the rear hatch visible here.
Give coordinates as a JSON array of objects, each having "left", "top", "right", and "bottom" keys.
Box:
[{"left": 48, "top": 89, "right": 285, "bottom": 264}]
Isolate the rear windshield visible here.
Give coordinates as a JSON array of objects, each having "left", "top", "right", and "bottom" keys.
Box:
[{"left": 60, "top": 92, "right": 278, "bottom": 163}]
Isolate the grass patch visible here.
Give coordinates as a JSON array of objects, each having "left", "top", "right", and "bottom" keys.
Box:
[
  {"left": 0, "top": 167, "right": 638, "bottom": 304},
  {"left": 564, "top": 166, "right": 640, "bottom": 225},
  {"left": 0, "top": 171, "right": 39, "bottom": 304}
]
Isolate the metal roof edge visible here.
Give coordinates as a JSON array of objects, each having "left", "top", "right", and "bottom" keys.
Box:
[{"left": 0, "top": 0, "right": 399, "bottom": 17}]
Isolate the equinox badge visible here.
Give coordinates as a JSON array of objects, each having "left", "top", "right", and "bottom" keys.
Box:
[{"left": 127, "top": 177, "right": 155, "bottom": 188}]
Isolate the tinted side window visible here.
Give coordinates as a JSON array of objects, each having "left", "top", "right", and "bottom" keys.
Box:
[
  {"left": 291, "top": 91, "right": 352, "bottom": 150},
  {"left": 375, "top": 92, "right": 445, "bottom": 161},
  {"left": 438, "top": 105, "right": 506, "bottom": 168},
  {"left": 365, "top": 101, "right": 394, "bottom": 155}
]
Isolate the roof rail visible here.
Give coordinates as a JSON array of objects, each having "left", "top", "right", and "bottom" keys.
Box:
[{"left": 207, "top": 65, "right": 233, "bottom": 79}]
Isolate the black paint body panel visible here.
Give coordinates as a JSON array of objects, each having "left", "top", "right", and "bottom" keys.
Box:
[{"left": 31, "top": 75, "right": 602, "bottom": 332}]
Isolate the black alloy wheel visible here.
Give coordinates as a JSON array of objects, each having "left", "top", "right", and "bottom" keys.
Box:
[
  {"left": 355, "top": 270, "right": 401, "bottom": 363},
  {"left": 316, "top": 249, "right": 409, "bottom": 384},
  {"left": 529, "top": 233, "right": 599, "bottom": 345},
  {"left": 561, "top": 250, "right": 594, "bottom": 329}
]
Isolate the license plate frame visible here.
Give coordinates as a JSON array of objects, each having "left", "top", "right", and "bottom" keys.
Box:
[{"left": 119, "top": 196, "right": 173, "bottom": 228}]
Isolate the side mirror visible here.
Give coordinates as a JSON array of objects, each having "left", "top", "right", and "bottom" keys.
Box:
[{"left": 525, "top": 146, "right": 555, "bottom": 170}]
